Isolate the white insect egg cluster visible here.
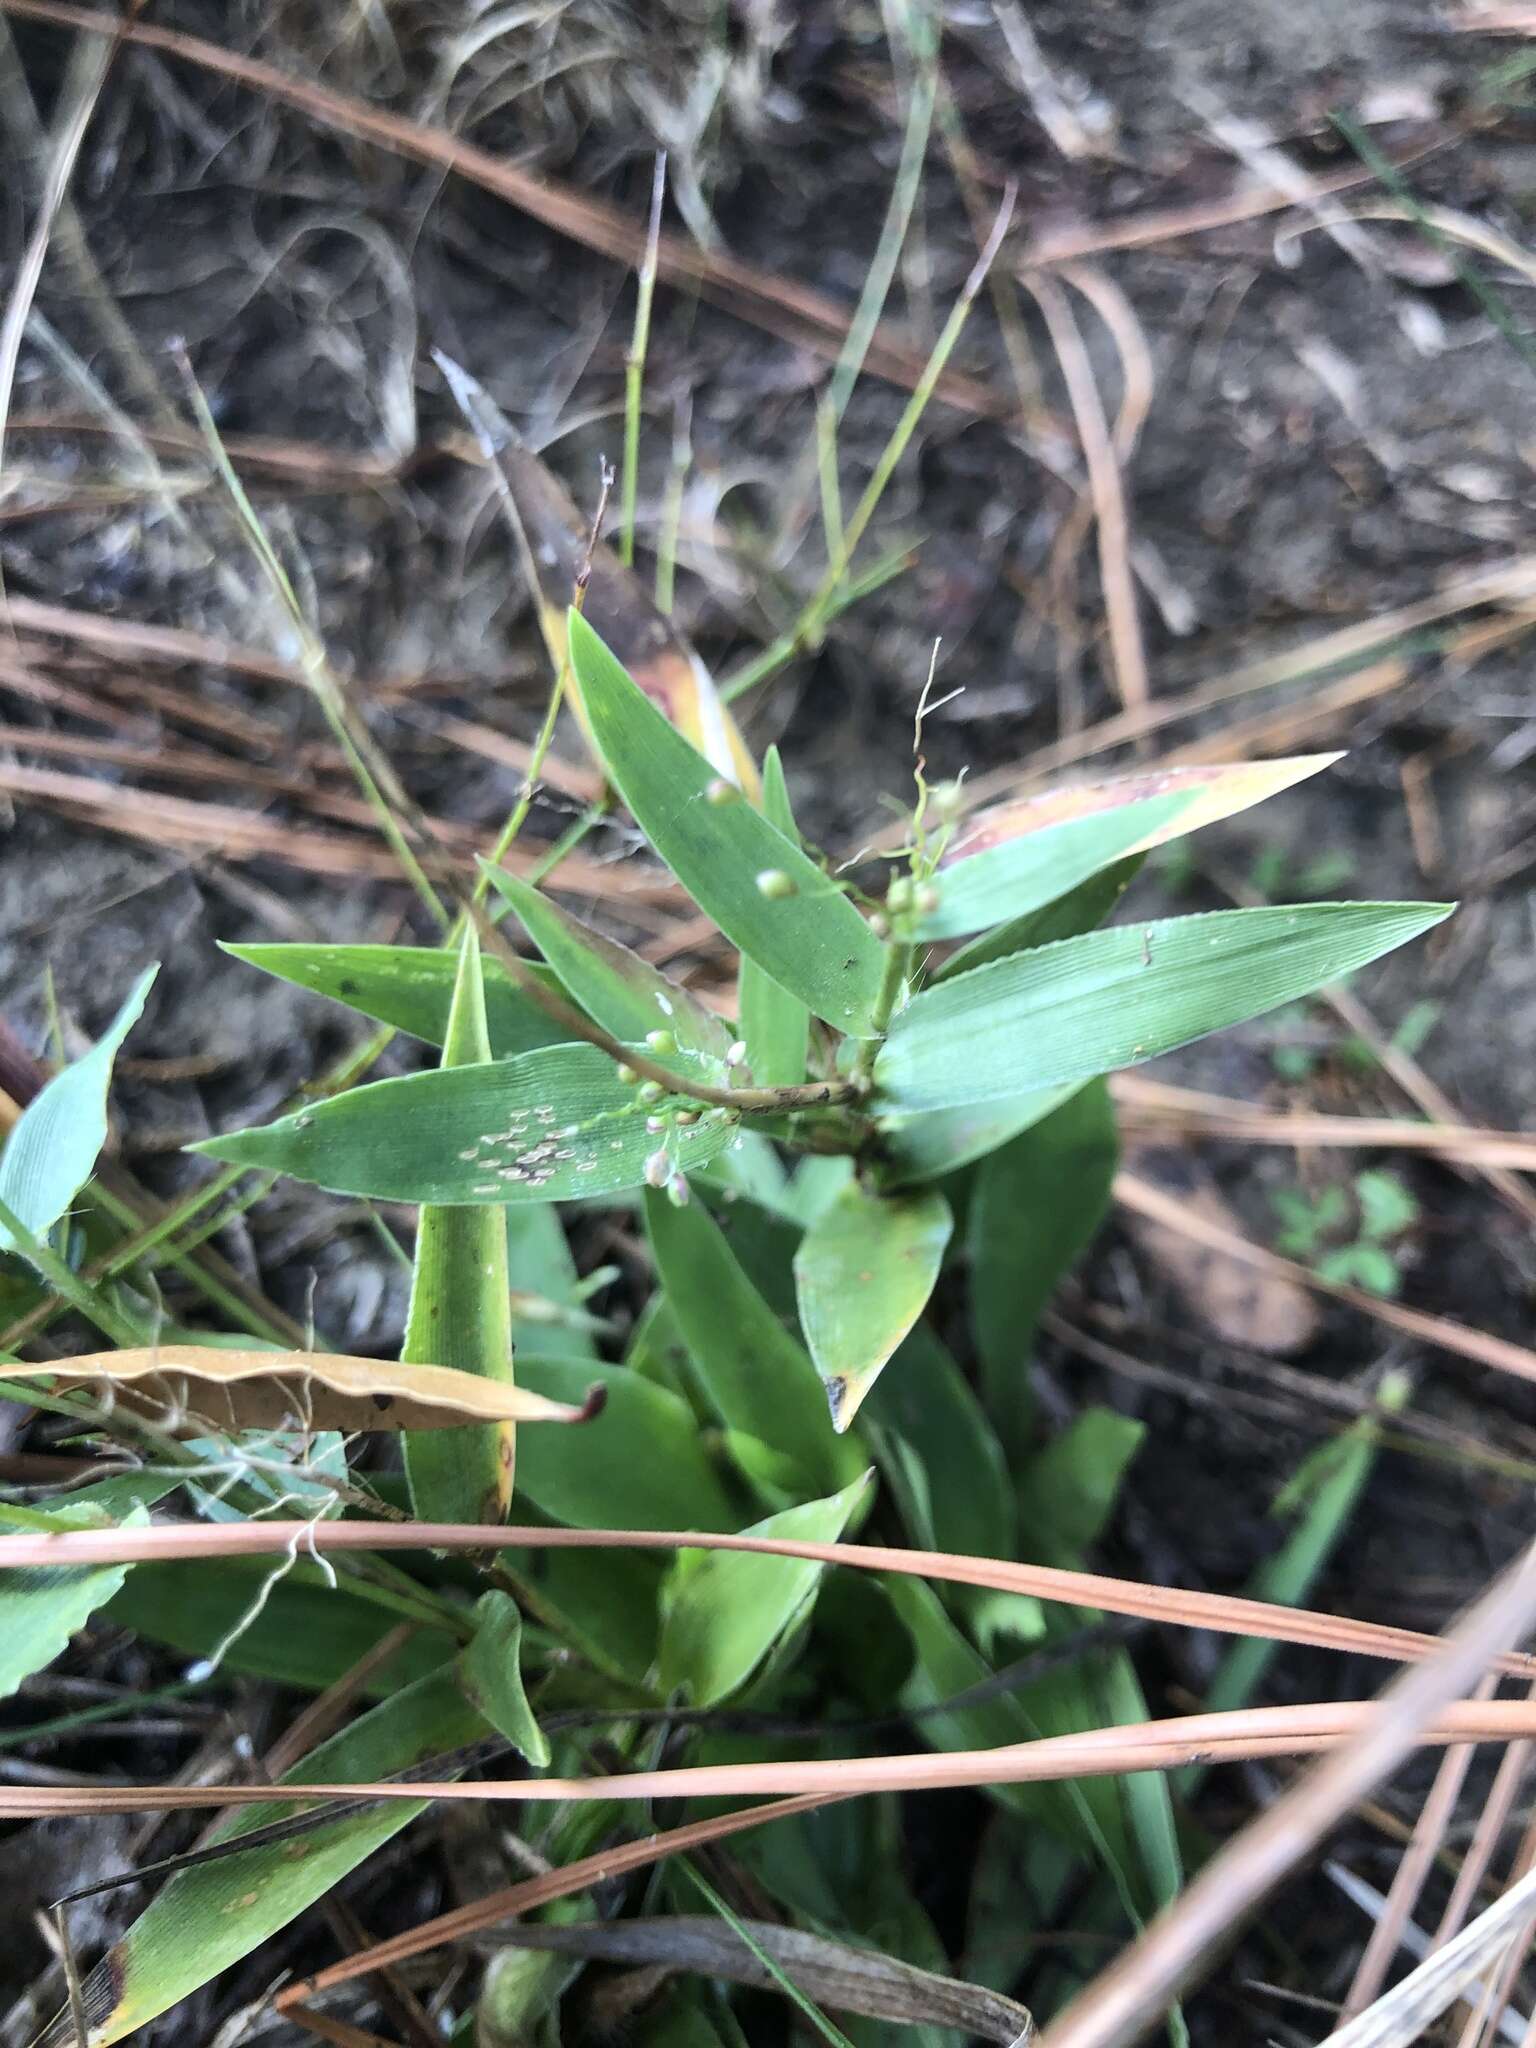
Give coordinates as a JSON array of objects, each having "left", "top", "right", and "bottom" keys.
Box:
[{"left": 455, "top": 1103, "right": 591, "bottom": 1192}]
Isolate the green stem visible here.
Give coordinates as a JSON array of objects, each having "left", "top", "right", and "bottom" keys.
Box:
[
  {"left": 798, "top": 190, "right": 1014, "bottom": 649},
  {"left": 851, "top": 940, "right": 912, "bottom": 1089}
]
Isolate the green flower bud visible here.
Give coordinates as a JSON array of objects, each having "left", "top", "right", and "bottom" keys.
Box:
[
  {"left": 645, "top": 1028, "right": 677, "bottom": 1055},
  {"left": 755, "top": 868, "right": 797, "bottom": 900},
  {"left": 637, "top": 1081, "right": 664, "bottom": 1107},
  {"left": 916, "top": 883, "right": 941, "bottom": 915},
  {"left": 705, "top": 776, "right": 741, "bottom": 805},
  {"left": 616, "top": 1063, "right": 639, "bottom": 1085},
  {"left": 886, "top": 874, "right": 914, "bottom": 913}
]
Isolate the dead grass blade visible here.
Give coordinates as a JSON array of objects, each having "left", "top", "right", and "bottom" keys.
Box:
[
  {"left": 1114, "top": 1171, "right": 1536, "bottom": 1388},
  {"left": 0, "top": 7, "right": 120, "bottom": 494},
  {"left": 0, "top": 1347, "right": 605, "bottom": 1434},
  {"left": 1113, "top": 1076, "right": 1536, "bottom": 1171},
  {"left": 482, "top": 1915, "right": 1034, "bottom": 2044},
  {"left": 4, "top": 1516, "right": 1535, "bottom": 1680},
  {"left": 952, "top": 554, "right": 1536, "bottom": 809},
  {"left": 0, "top": 0, "right": 1013, "bottom": 426},
  {"left": 1020, "top": 131, "right": 1457, "bottom": 266},
  {"left": 13, "top": 1700, "right": 1536, "bottom": 1824},
  {"left": 1340, "top": 1670, "right": 1501, "bottom": 2021},
  {"left": 1034, "top": 1537, "right": 1536, "bottom": 2048},
  {"left": 1319, "top": 1858, "right": 1536, "bottom": 2047}
]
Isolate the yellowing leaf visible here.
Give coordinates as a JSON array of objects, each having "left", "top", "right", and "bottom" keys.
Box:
[
  {"left": 436, "top": 352, "right": 759, "bottom": 796},
  {"left": 1, "top": 1347, "right": 604, "bottom": 1435},
  {"left": 943, "top": 755, "right": 1342, "bottom": 867}
]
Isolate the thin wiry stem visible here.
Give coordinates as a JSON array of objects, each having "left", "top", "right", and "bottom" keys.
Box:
[{"left": 620, "top": 153, "right": 666, "bottom": 567}]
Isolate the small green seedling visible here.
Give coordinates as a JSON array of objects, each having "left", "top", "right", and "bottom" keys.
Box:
[{"left": 1273, "top": 1168, "right": 1421, "bottom": 1296}]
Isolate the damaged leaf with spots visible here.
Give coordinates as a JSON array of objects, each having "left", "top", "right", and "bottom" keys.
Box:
[{"left": 190, "top": 1042, "right": 737, "bottom": 1204}]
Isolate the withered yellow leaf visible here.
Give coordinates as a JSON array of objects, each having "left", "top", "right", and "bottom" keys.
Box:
[
  {"left": 1, "top": 1347, "right": 605, "bottom": 1435},
  {"left": 945, "top": 755, "right": 1342, "bottom": 866}
]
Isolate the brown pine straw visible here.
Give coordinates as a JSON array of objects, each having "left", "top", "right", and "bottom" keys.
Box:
[
  {"left": 1112, "top": 1075, "right": 1536, "bottom": 1171},
  {"left": 12, "top": 1701, "right": 1536, "bottom": 1824},
  {"left": 1114, "top": 1171, "right": 1536, "bottom": 1389},
  {"left": 274, "top": 1794, "right": 842, "bottom": 2012},
  {"left": 0, "top": 0, "right": 1017, "bottom": 429},
  {"left": 1033, "top": 1537, "right": 1536, "bottom": 2048},
  {"left": 1020, "top": 270, "right": 1149, "bottom": 712},
  {"left": 1339, "top": 1670, "right": 1501, "bottom": 2021},
  {"left": 4, "top": 1516, "right": 1535, "bottom": 1680}
]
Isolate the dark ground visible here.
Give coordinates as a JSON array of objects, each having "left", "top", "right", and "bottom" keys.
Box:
[{"left": 3, "top": 2, "right": 1536, "bottom": 2042}]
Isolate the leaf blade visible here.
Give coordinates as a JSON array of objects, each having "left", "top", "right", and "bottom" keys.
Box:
[
  {"left": 0, "top": 965, "right": 156, "bottom": 1253},
  {"left": 738, "top": 747, "right": 811, "bottom": 1086},
  {"left": 877, "top": 902, "right": 1452, "bottom": 1113},
  {"left": 191, "top": 1043, "right": 735, "bottom": 1204},
  {"left": 404, "top": 927, "right": 519, "bottom": 1522},
  {"left": 224, "top": 942, "right": 569, "bottom": 1057},
  {"left": 658, "top": 1474, "right": 871, "bottom": 1705},
  {"left": 794, "top": 1182, "right": 953, "bottom": 1429},
  {"left": 569, "top": 612, "right": 887, "bottom": 1032},
  {"left": 483, "top": 864, "right": 730, "bottom": 1059}
]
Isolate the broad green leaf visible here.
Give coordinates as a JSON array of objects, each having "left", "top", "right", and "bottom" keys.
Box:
[
  {"left": 39, "top": 1668, "right": 486, "bottom": 2046},
  {"left": 569, "top": 611, "right": 887, "bottom": 1033},
  {"left": 889, "top": 1578, "right": 1143, "bottom": 1924},
  {"left": 658, "top": 1474, "right": 870, "bottom": 1704},
  {"left": 875, "top": 902, "right": 1452, "bottom": 1113},
  {"left": 916, "top": 792, "right": 1185, "bottom": 941},
  {"left": 645, "top": 1188, "right": 856, "bottom": 1490},
  {"left": 876, "top": 1083, "right": 1076, "bottom": 1189},
  {"left": 507, "top": 1201, "right": 597, "bottom": 1362},
  {"left": 515, "top": 1546, "right": 664, "bottom": 1682},
  {"left": 738, "top": 746, "right": 810, "bottom": 1086},
  {"left": 861, "top": 1325, "right": 1012, "bottom": 1564},
  {"left": 1006, "top": 1411, "right": 1180, "bottom": 1933},
  {"left": 929, "top": 755, "right": 1340, "bottom": 942},
  {"left": 224, "top": 941, "right": 569, "bottom": 1057},
  {"left": 105, "top": 1558, "right": 451, "bottom": 1693},
  {"left": 192, "top": 1043, "right": 736, "bottom": 1203},
  {"left": 0, "top": 1501, "right": 146, "bottom": 1700},
  {"left": 483, "top": 863, "right": 731, "bottom": 1060},
  {"left": 794, "top": 1181, "right": 953, "bottom": 1430},
  {"left": 1017, "top": 1408, "right": 1144, "bottom": 1570},
  {"left": 934, "top": 856, "right": 1144, "bottom": 982},
  {"left": 515, "top": 1354, "right": 737, "bottom": 1531},
  {"left": 970, "top": 1082, "right": 1118, "bottom": 1444},
  {"left": 0, "top": 965, "right": 156, "bottom": 1253},
  {"left": 457, "top": 1591, "right": 550, "bottom": 1765},
  {"left": 404, "top": 927, "right": 518, "bottom": 1522}
]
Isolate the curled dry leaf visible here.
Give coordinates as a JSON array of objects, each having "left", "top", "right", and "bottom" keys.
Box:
[
  {"left": 1121, "top": 1145, "right": 1320, "bottom": 1355},
  {"left": 482, "top": 1915, "right": 1034, "bottom": 2044},
  {"left": 0, "top": 1347, "right": 606, "bottom": 1435}
]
